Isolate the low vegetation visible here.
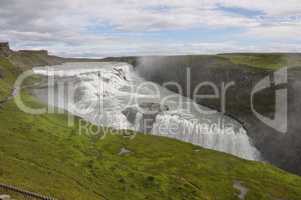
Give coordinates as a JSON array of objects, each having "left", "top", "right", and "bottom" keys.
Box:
[
  {"left": 136, "top": 54, "right": 301, "bottom": 175},
  {"left": 1, "top": 57, "right": 301, "bottom": 199},
  {"left": 219, "top": 53, "right": 301, "bottom": 69}
]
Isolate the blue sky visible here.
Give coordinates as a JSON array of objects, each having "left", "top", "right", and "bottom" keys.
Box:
[
  {"left": 0, "top": 0, "right": 301, "bottom": 57},
  {"left": 218, "top": 5, "right": 264, "bottom": 17}
]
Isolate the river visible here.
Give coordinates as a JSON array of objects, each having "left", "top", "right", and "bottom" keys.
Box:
[{"left": 33, "top": 62, "right": 261, "bottom": 161}]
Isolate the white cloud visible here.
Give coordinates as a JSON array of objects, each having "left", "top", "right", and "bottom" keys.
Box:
[
  {"left": 216, "top": 0, "right": 301, "bottom": 16},
  {"left": 246, "top": 24, "right": 301, "bottom": 39},
  {"left": 0, "top": 0, "right": 300, "bottom": 56}
]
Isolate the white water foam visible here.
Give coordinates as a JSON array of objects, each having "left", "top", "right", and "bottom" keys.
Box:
[{"left": 33, "top": 62, "right": 261, "bottom": 160}]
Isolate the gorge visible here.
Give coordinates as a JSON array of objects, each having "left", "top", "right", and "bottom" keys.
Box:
[{"left": 32, "top": 62, "right": 261, "bottom": 161}]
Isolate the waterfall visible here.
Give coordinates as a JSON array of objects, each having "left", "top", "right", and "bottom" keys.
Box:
[{"left": 33, "top": 62, "right": 261, "bottom": 161}]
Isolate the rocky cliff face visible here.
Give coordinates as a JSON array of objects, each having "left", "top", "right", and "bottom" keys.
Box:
[
  {"left": 0, "top": 42, "right": 66, "bottom": 71},
  {"left": 0, "top": 42, "right": 64, "bottom": 70},
  {"left": 10, "top": 49, "right": 64, "bottom": 70},
  {"left": 137, "top": 55, "right": 301, "bottom": 175},
  {"left": 0, "top": 42, "right": 13, "bottom": 58},
  {"left": 18, "top": 50, "right": 49, "bottom": 55}
]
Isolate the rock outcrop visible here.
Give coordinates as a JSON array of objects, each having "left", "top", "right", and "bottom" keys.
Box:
[
  {"left": 0, "top": 42, "right": 13, "bottom": 58},
  {"left": 137, "top": 55, "right": 301, "bottom": 175},
  {"left": 18, "top": 49, "right": 49, "bottom": 55},
  {"left": 118, "top": 147, "right": 132, "bottom": 156},
  {"left": 122, "top": 102, "right": 169, "bottom": 133},
  {"left": 9, "top": 47, "right": 64, "bottom": 70},
  {"left": 0, "top": 42, "right": 64, "bottom": 70}
]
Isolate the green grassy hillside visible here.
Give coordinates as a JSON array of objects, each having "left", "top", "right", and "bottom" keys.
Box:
[
  {"left": 219, "top": 53, "right": 301, "bottom": 69},
  {"left": 101, "top": 53, "right": 301, "bottom": 70},
  {"left": 0, "top": 58, "right": 20, "bottom": 98},
  {"left": 1, "top": 58, "right": 301, "bottom": 199},
  {"left": 8, "top": 51, "right": 63, "bottom": 71}
]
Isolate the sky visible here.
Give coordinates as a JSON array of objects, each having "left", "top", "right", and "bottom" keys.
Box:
[{"left": 0, "top": 0, "right": 300, "bottom": 58}]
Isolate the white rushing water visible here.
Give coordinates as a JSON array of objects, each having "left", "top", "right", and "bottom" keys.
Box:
[{"left": 33, "top": 62, "right": 261, "bottom": 160}]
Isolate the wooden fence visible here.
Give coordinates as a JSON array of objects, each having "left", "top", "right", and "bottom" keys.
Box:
[{"left": 0, "top": 183, "right": 56, "bottom": 200}]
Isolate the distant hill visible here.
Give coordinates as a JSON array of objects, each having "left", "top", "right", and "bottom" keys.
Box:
[
  {"left": 219, "top": 53, "right": 301, "bottom": 69},
  {"left": 0, "top": 42, "right": 108, "bottom": 71}
]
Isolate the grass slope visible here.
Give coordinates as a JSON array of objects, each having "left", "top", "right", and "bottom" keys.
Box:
[
  {"left": 8, "top": 51, "right": 63, "bottom": 71},
  {"left": 1, "top": 58, "right": 301, "bottom": 199},
  {"left": 0, "top": 58, "right": 19, "bottom": 94},
  {"left": 102, "top": 53, "right": 301, "bottom": 70},
  {"left": 219, "top": 53, "right": 301, "bottom": 70}
]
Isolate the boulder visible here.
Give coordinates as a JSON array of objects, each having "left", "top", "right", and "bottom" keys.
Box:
[
  {"left": 122, "top": 102, "right": 169, "bottom": 133},
  {"left": 118, "top": 147, "right": 132, "bottom": 156},
  {"left": 122, "top": 107, "right": 138, "bottom": 124}
]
